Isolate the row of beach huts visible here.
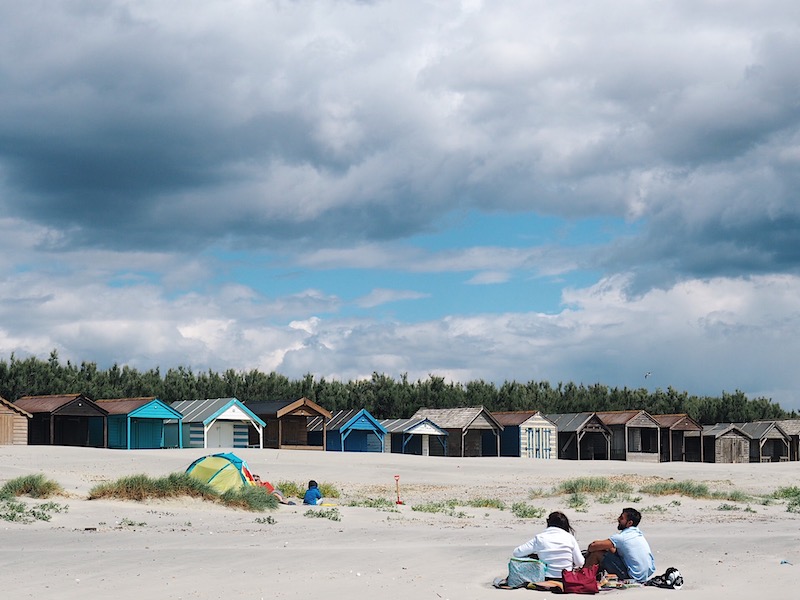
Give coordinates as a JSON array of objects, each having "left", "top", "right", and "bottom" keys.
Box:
[{"left": 2, "top": 394, "right": 799, "bottom": 464}]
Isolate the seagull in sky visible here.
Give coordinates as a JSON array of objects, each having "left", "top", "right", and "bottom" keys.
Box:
[{"left": 644, "top": 371, "right": 651, "bottom": 379}]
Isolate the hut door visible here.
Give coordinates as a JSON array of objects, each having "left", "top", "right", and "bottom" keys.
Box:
[{"left": 0, "top": 415, "right": 12, "bottom": 445}]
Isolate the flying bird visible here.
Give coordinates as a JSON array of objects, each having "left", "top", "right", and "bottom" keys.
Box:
[{"left": 644, "top": 372, "right": 651, "bottom": 379}]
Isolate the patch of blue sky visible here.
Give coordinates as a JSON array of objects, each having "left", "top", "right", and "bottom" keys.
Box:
[{"left": 415, "top": 209, "right": 639, "bottom": 250}]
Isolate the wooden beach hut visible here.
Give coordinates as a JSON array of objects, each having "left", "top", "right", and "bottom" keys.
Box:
[
  {"left": 15, "top": 394, "right": 107, "bottom": 447},
  {"left": 595, "top": 410, "right": 661, "bottom": 462},
  {"left": 166, "top": 398, "right": 264, "bottom": 449},
  {"left": 307, "top": 408, "right": 386, "bottom": 452},
  {"left": 246, "top": 397, "right": 331, "bottom": 450},
  {"left": 651, "top": 413, "right": 703, "bottom": 462},
  {"left": 545, "top": 412, "right": 611, "bottom": 460},
  {"left": 0, "top": 396, "right": 31, "bottom": 445},
  {"left": 734, "top": 421, "right": 790, "bottom": 462},
  {"left": 492, "top": 411, "right": 557, "bottom": 458},
  {"left": 379, "top": 417, "right": 448, "bottom": 455},
  {"left": 96, "top": 397, "right": 184, "bottom": 450},
  {"left": 410, "top": 406, "right": 503, "bottom": 457},
  {"left": 777, "top": 419, "right": 800, "bottom": 461},
  {"left": 686, "top": 423, "right": 750, "bottom": 463}
]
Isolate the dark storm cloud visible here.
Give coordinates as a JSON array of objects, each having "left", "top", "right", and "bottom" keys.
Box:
[{"left": 1, "top": 1, "right": 799, "bottom": 284}]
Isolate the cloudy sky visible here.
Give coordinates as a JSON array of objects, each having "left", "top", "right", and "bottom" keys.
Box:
[{"left": 2, "top": 1, "right": 799, "bottom": 410}]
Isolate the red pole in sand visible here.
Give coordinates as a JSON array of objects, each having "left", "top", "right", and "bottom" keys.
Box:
[{"left": 394, "top": 474, "right": 403, "bottom": 504}]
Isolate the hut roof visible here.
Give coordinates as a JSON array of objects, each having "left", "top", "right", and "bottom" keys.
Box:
[
  {"left": 776, "top": 419, "right": 800, "bottom": 436},
  {"left": 379, "top": 417, "right": 448, "bottom": 436},
  {"left": 595, "top": 410, "right": 659, "bottom": 427},
  {"left": 96, "top": 397, "right": 158, "bottom": 414},
  {"left": 734, "top": 421, "right": 790, "bottom": 440},
  {"left": 169, "top": 398, "right": 264, "bottom": 427},
  {"left": 1, "top": 395, "right": 32, "bottom": 418},
  {"left": 308, "top": 408, "right": 385, "bottom": 433},
  {"left": 410, "top": 406, "right": 502, "bottom": 431},
  {"left": 15, "top": 394, "right": 107, "bottom": 415},
  {"left": 247, "top": 397, "right": 331, "bottom": 420},
  {"left": 491, "top": 411, "right": 554, "bottom": 427},
  {"left": 545, "top": 412, "right": 599, "bottom": 432},
  {"left": 651, "top": 413, "right": 702, "bottom": 431}
]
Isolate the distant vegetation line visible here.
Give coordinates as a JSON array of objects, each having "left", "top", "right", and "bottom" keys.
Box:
[{"left": 0, "top": 351, "right": 793, "bottom": 425}]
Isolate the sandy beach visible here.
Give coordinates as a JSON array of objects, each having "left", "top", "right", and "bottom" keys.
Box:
[{"left": 1, "top": 446, "right": 798, "bottom": 600}]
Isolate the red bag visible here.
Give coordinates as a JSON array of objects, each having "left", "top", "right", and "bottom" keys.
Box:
[{"left": 562, "top": 564, "right": 599, "bottom": 594}]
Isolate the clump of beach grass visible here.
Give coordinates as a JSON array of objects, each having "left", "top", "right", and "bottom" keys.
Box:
[
  {"left": 89, "top": 473, "right": 216, "bottom": 501},
  {"left": 772, "top": 486, "right": 800, "bottom": 513},
  {"left": 639, "top": 480, "right": 750, "bottom": 502},
  {"left": 220, "top": 485, "right": 279, "bottom": 511},
  {"left": 565, "top": 493, "right": 589, "bottom": 512},
  {"left": 347, "top": 497, "right": 396, "bottom": 509},
  {"left": 274, "top": 480, "right": 340, "bottom": 500},
  {"left": 412, "top": 500, "right": 468, "bottom": 518},
  {"left": 0, "top": 474, "right": 63, "bottom": 499},
  {"left": 558, "top": 477, "right": 634, "bottom": 496}
]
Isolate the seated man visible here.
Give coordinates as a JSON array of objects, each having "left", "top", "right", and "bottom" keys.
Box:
[{"left": 584, "top": 507, "right": 655, "bottom": 583}]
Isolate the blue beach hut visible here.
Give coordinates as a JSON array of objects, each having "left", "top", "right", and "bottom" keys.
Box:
[
  {"left": 308, "top": 408, "right": 387, "bottom": 452},
  {"left": 97, "top": 397, "right": 184, "bottom": 449}
]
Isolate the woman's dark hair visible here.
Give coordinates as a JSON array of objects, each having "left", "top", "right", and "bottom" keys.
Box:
[{"left": 546, "top": 511, "right": 574, "bottom": 534}]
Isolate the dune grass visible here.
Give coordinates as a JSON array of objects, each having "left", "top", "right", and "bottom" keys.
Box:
[
  {"left": 558, "top": 477, "right": 633, "bottom": 495},
  {"left": 510, "top": 502, "right": 545, "bottom": 519},
  {"left": 638, "top": 480, "right": 750, "bottom": 502},
  {"left": 274, "top": 480, "right": 341, "bottom": 500},
  {"left": 465, "top": 497, "right": 506, "bottom": 510},
  {"left": 0, "top": 474, "right": 64, "bottom": 499},
  {"left": 773, "top": 486, "right": 800, "bottom": 512},
  {"left": 89, "top": 473, "right": 277, "bottom": 511}
]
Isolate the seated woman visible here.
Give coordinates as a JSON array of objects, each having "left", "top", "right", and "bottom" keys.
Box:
[{"left": 512, "top": 511, "right": 584, "bottom": 581}]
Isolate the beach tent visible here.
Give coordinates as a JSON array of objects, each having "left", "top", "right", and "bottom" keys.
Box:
[{"left": 185, "top": 452, "right": 257, "bottom": 493}]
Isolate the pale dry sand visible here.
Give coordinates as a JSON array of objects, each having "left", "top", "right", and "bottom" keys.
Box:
[{"left": 1, "top": 446, "right": 799, "bottom": 600}]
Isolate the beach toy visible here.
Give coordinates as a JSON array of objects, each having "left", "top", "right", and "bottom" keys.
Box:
[{"left": 395, "top": 474, "right": 404, "bottom": 504}]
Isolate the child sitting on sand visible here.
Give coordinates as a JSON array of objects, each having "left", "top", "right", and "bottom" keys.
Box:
[{"left": 303, "top": 480, "right": 323, "bottom": 505}]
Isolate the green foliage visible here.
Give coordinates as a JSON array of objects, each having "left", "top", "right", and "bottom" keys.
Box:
[
  {"left": 0, "top": 351, "right": 794, "bottom": 422},
  {"left": 0, "top": 499, "right": 68, "bottom": 523},
  {"left": 411, "top": 500, "right": 468, "bottom": 517},
  {"left": 558, "top": 477, "right": 633, "bottom": 495},
  {"left": 255, "top": 516, "right": 276, "bottom": 524},
  {"left": 511, "top": 502, "right": 546, "bottom": 519},
  {"left": 0, "top": 474, "right": 63, "bottom": 499},
  {"left": 318, "top": 482, "right": 340, "bottom": 498},
  {"left": 641, "top": 505, "right": 666, "bottom": 513},
  {"left": 274, "top": 481, "right": 305, "bottom": 499},
  {"left": 565, "top": 493, "right": 588, "bottom": 512},
  {"left": 304, "top": 507, "right": 341, "bottom": 521},
  {"left": 89, "top": 473, "right": 215, "bottom": 501},
  {"left": 118, "top": 517, "right": 147, "bottom": 527},
  {"left": 465, "top": 497, "right": 506, "bottom": 510},
  {"left": 716, "top": 503, "right": 740, "bottom": 511},
  {"left": 773, "top": 486, "right": 800, "bottom": 513},
  {"left": 639, "top": 480, "right": 750, "bottom": 502},
  {"left": 220, "top": 485, "right": 279, "bottom": 511},
  {"left": 347, "top": 497, "right": 396, "bottom": 509},
  {"left": 88, "top": 473, "right": 277, "bottom": 511}
]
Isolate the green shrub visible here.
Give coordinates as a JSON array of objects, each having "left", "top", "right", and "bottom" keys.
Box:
[
  {"left": 274, "top": 480, "right": 305, "bottom": 499},
  {"left": 466, "top": 497, "right": 506, "bottom": 510},
  {"left": 0, "top": 499, "right": 68, "bottom": 523},
  {"left": 0, "top": 474, "right": 63, "bottom": 499},
  {"left": 220, "top": 485, "right": 279, "bottom": 511},
  {"left": 89, "top": 473, "right": 215, "bottom": 501},
  {"left": 304, "top": 507, "right": 341, "bottom": 521},
  {"left": 639, "top": 480, "right": 710, "bottom": 498},
  {"left": 566, "top": 492, "right": 588, "bottom": 512},
  {"left": 558, "top": 477, "right": 632, "bottom": 495},
  {"left": 347, "top": 497, "right": 396, "bottom": 509},
  {"left": 511, "top": 502, "right": 545, "bottom": 519}
]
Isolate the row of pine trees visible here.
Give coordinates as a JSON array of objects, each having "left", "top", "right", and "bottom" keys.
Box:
[{"left": 0, "top": 351, "right": 792, "bottom": 425}]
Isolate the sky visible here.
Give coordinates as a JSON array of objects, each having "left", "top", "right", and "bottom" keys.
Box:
[{"left": 1, "top": 1, "right": 800, "bottom": 410}]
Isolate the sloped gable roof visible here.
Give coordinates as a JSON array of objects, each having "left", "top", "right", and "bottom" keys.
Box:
[
  {"left": 1, "top": 395, "right": 32, "bottom": 418},
  {"left": 170, "top": 398, "right": 265, "bottom": 427},
  {"left": 410, "top": 406, "right": 502, "bottom": 431},
  {"left": 247, "top": 397, "right": 332, "bottom": 420},
  {"left": 380, "top": 417, "right": 448, "bottom": 436},
  {"left": 97, "top": 397, "right": 183, "bottom": 419},
  {"left": 545, "top": 412, "right": 605, "bottom": 433},
  {"left": 15, "top": 394, "right": 107, "bottom": 416},
  {"left": 651, "top": 413, "right": 703, "bottom": 431},
  {"left": 309, "top": 408, "right": 386, "bottom": 433},
  {"left": 492, "top": 411, "right": 554, "bottom": 427},
  {"left": 596, "top": 410, "right": 660, "bottom": 428}
]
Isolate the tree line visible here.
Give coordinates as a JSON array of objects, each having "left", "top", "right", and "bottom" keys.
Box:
[{"left": 0, "top": 351, "right": 794, "bottom": 425}]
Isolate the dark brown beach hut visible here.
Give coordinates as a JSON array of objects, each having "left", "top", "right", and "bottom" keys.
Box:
[
  {"left": 545, "top": 412, "right": 611, "bottom": 460},
  {"left": 651, "top": 413, "right": 703, "bottom": 462},
  {"left": 15, "top": 394, "right": 108, "bottom": 447},
  {"left": 247, "top": 397, "right": 331, "bottom": 449},
  {"left": 410, "top": 406, "right": 503, "bottom": 457},
  {"left": 595, "top": 410, "right": 661, "bottom": 462}
]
